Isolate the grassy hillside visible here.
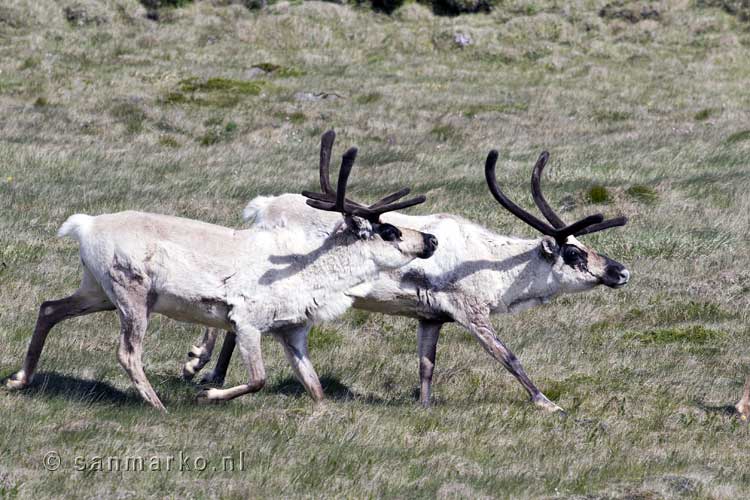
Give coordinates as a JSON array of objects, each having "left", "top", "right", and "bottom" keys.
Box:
[{"left": 1, "top": 0, "right": 749, "bottom": 497}]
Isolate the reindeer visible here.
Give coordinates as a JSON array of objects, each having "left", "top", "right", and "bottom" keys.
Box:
[
  {"left": 5, "top": 134, "right": 438, "bottom": 411},
  {"left": 183, "top": 137, "right": 629, "bottom": 413},
  {"left": 737, "top": 378, "right": 750, "bottom": 421}
]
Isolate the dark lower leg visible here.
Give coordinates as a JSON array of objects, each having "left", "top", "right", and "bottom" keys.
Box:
[
  {"left": 204, "top": 331, "right": 236, "bottom": 384},
  {"left": 464, "top": 315, "right": 562, "bottom": 411},
  {"left": 14, "top": 295, "right": 113, "bottom": 385},
  {"left": 417, "top": 320, "right": 442, "bottom": 407}
]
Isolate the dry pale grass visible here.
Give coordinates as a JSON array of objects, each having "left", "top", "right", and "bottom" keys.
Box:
[{"left": 1, "top": 0, "right": 750, "bottom": 498}]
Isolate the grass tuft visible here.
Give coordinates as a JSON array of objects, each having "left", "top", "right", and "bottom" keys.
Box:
[
  {"left": 430, "top": 123, "right": 460, "bottom": 142},
  {"left": 199, "top": 121, "right": 238, "bottom": 146},
  {"left": 726, "top": 129, "right": 750, "bottom": 144},
  {"left": 110, "top": 102, "right": 147, "bottom": 134},
  {"left": 252, "top": 63, "right": 305, "bottom": 77},
  {"left": 626, "top": 185, "right": 658, "bottom": 204},
  {"left": 586, "top": 185, "right": 610, "bottom": 203},
  {"left": 158, "top": 135, "right": 180, "bottom": 148},
  {"left": 356, "top": 92, "right": 383, "bottom": 105},
  {"left": 694, "top": 108, "right": 716, "bottom": 121},
  {"left": 179, "top": 77, "right": 263, "bottom": 95},
  {"left": 593, "top": 109, "right": 631, "bottom": 122}
]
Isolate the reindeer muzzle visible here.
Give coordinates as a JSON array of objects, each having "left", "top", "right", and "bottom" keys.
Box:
[{"left": 418, "top": 233, "right": 438, "bottom": 259}]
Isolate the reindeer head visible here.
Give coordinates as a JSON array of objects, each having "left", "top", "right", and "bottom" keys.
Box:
[
  {"left": 485, "top": 150, "right": 629, "bottom": 292},
  {"left": 302, "top": 131, "right": 438, "bottom": 269}
]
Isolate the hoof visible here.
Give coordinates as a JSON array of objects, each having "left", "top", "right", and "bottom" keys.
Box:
[
  {"left": 5, "top": 371, "right": 30, "bottom": 390},
  {"left": 181, "top": 363, "right": 197, "bottom": 381},
  {"left": 533, "top": 394, "right": 566, "bottom": 415},
  {"left": 736, "top": 403, "right": 749, "bottom": 423},
  {"left": 196, "top": 388, "right": 224, "bottom": 404}
]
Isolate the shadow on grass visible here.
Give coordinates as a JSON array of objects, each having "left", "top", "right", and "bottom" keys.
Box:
[
  {"left": 268, "top": 375, "right": 387, "bottom": 405},
  {"left": 3, "top": 372, "right": 140, "bottom": 405},
  {"left": 2, "top": 372, "right": 197, "bottom": 407},
  {"left": 694, "top": 399, "right": 738, "bottom": 416}
]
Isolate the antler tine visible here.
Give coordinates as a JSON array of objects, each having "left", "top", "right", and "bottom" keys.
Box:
[
  {"left": 574, "top": 216, "right": 628, "bottom": 236},
  {"left": 335, "top": 147, "right": 358, "bottom": 212},
  {"left": 358, "top": 195, "right": 427, "bottom": 221},
  {"left": 531, "top": 151, "right": 566, "bottom": 229},
  {"left": 556, "top": 214, "right": 605, "bottom": 240},
  {"left": 485, "top": 150, "right": 556, "bottom": 236},
  {"left": 304, "top": 133, "right": 428, "bottom": 221},
  {"left": 319, "top": 129, "right": 336, "bottom": 195},
  {"left": 368, "top": 187, "right": 412, "bottom": 210},
  {"left": 487, "top": 149, "right": 627, "bottom": 242}
]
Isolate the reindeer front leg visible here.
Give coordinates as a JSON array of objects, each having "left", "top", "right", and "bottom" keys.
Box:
[
  {"left": 460, "top": 311, "right": 563, "bottom": 414},
  {"left": 276, "top": 324, "right": 324, "bottom": 402}
]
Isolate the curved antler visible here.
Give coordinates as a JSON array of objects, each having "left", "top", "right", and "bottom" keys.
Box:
[
  {"left": 530, "top": 151, "right": 628, "bottom": 237},
  {"left": 531, "top": 151, "right": 566, "bottom": 229},
  {"left": 303, "top": 131, "right": 427, "bottom": 222},
  {"left": 319, "top": 129, "right": 336, "bottom": 195},
  {"left": 485, "top": 150, "right": 557, "bottom": 236},
  {"left": 486, "top": 150, "right": 623, "bottom": 242}
]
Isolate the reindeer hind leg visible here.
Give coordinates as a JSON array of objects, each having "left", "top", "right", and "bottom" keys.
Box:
[
  {"left": 7, "top": 267, "right": 114, "bottom": 390},
  {"left": 182, "top": 328, "right": 219, "bottom": 381}
]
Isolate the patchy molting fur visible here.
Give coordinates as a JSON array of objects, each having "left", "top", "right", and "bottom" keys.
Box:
[
  {"left": 194, "top": 194, "right": 629, "bottom": 412},
  {"left": 244, "top": 195, "right": 617, "bottom": 322},
  {"left": 8, "top": 207, "right": 434, "bottom": 410}
]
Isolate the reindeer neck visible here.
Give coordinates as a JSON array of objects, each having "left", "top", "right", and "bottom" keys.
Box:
[{"left": 487, "top": 236, "right": 562, "bottom": 312}]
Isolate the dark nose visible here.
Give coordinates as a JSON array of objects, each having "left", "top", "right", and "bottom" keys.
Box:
[
  {"left": 604, "top": 263, "right": 630, "bottom": 288},
  {"left": 419, "top": 233, "right": 438, "bottom": 259}
]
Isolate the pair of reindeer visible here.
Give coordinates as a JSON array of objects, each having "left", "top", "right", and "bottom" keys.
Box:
[{"left": 7, "top": 130, "right": 637, "bottom": 414}]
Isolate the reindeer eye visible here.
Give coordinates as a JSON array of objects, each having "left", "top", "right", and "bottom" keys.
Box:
[
  {"left": 377, "top": 224, "right": 402, "bottom": 242},
  {"left": 562, "top": 246, "right": 584, "bottom": 264}
]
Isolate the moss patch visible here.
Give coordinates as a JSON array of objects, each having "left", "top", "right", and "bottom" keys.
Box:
[
  {"left": 164, "top": 77, "right": 266, "bottom": 108},
  {"left": 586, "top": 185, "right": 610, "bottom": 203},
  {"left": 624, "top": 325, "right": 725, "bottom": 345}
]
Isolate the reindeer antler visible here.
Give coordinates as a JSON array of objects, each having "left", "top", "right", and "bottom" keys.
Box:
[
  {"left": 485, "top": 150, "right": 626, "bottom": 243},
  {"left": 302, "top": 130, "right": 426, "bottom": 222},
  {"left": 530, "top": 151, "right": 627, "bottom": 235}
]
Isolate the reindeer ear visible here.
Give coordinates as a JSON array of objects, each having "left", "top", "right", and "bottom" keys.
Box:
[
  {"left": 344, "top": 215, "right": 373, "bottom": 240},
  {"left": 540, "top": 236, "right": 558, "bottom": 259}
]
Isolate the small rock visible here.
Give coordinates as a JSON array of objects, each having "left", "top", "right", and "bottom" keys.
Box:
[
  {"left": 245, "top": 67, "right": 268, "bottom": 79},
  {"left": 454, "top": 32, "right": 473, "bottom": 48}
]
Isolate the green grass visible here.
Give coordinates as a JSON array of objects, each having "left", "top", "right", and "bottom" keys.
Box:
[
  {"left": 1, "top": 0, "right": 750, "bottom": 497},
  {"left": 624, "top": 326, "right": 726, "bottom": 346}
]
